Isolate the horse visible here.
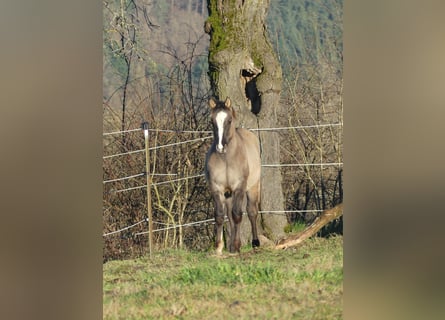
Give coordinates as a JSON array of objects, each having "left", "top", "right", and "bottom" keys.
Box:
[{"left": 205, "top": 97, "right": 261, "bottom": 254}]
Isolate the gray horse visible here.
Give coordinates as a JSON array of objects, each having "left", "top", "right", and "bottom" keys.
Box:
[{"left": 205, "top": 97, "right": 261, "bottom": 254}]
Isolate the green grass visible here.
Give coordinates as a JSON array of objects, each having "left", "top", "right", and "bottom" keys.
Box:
[
  {"left": 103, "top": 236, "right": 343, "bottom": 319},
  {"left": 284, "top": 221, "right": 307, "bottom": 234}
]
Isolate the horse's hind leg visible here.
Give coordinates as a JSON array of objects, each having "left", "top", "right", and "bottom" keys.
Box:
[
  {"left": 225, "top": 197, "right": 234, "bottom": 252},
  {"left": 231, "top": 188, "right": 245, "bottom": 253},
  {"left": 247, "top": 185, "right": 260, "bottom": 248}
]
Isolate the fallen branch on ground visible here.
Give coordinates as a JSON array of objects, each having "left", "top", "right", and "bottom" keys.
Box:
[{"left": 275, "top": 203, "right": 343, "bottom": 250}]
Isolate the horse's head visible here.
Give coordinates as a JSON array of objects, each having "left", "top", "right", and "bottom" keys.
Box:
[{"left": 209, "top": 97, "right": 236, "bottom": 153}]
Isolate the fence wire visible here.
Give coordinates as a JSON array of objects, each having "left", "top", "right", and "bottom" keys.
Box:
[{"left": 103, "top": 122, "right": 343, "bottom": 239}]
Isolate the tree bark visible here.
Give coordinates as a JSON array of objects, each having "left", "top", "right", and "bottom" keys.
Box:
[
  {"left": 275, "top": 204, "right": 343, "bottom": 250},
  {"left": 206, "top": 0, "right": 287, "bottom": 244}
]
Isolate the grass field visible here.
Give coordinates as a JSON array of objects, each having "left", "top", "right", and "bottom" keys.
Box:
[{"left": 103, "top": 236, "right": 343, "bottom": 319}]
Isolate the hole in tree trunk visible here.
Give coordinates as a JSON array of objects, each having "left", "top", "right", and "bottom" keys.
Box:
[{"left": 241, "top": 69, "right": 261, "bottom": 115}]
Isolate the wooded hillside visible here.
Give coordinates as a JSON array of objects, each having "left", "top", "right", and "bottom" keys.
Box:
[{"left": 103, "top": 0, "right": 343, "bottom": 102}]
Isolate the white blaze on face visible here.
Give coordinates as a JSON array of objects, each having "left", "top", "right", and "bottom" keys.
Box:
[{"left": 215, "top": 111, "right": 228, "bottom": 153}]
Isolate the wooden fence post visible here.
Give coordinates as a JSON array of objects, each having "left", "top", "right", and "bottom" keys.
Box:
[{"left": 142, "top": 122, "right": 153, "bottom": 258}]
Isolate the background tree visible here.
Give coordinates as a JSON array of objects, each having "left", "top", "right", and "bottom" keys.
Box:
[{"left": 205, "top": 0, "right": 288, "bottom": 244}]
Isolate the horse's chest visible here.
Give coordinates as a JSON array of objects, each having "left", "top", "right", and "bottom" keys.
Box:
[
  {"left": 209, "top": 157, "right": 247, "bottom": 188},
  {"left": 226, "top": 165, "right": 247, "bottom": 186}
]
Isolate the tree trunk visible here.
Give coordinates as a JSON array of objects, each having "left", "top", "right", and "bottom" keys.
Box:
[{"left": 206, "top": 0, "right": 287, "bottom": 244}]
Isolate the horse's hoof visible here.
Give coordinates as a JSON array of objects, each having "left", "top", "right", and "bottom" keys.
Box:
[{"left": 252, "top": 239, "right": 260, "bottom": 247}]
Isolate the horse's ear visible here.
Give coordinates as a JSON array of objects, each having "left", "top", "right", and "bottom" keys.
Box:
[
  {"left": 209, "top": 98, "right": 217, "bottom": 109},
  {"left": 224, "top": 97, "right": 232, "bottom": 110}
]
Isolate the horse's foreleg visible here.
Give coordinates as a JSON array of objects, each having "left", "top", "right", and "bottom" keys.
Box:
[
  {"left": 231, "top": 189, "right": 244, "bottom": 253},
  {"left": 213, "top": 194, "right": 225, "bottom": 255},
  {"left": 247, "top": 187, "right": 260, "bottom": 248}
]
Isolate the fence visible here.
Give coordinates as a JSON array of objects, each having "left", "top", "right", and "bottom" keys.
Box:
[{"left": 103, "top": 120, "right": 343, "bottom": 260}]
